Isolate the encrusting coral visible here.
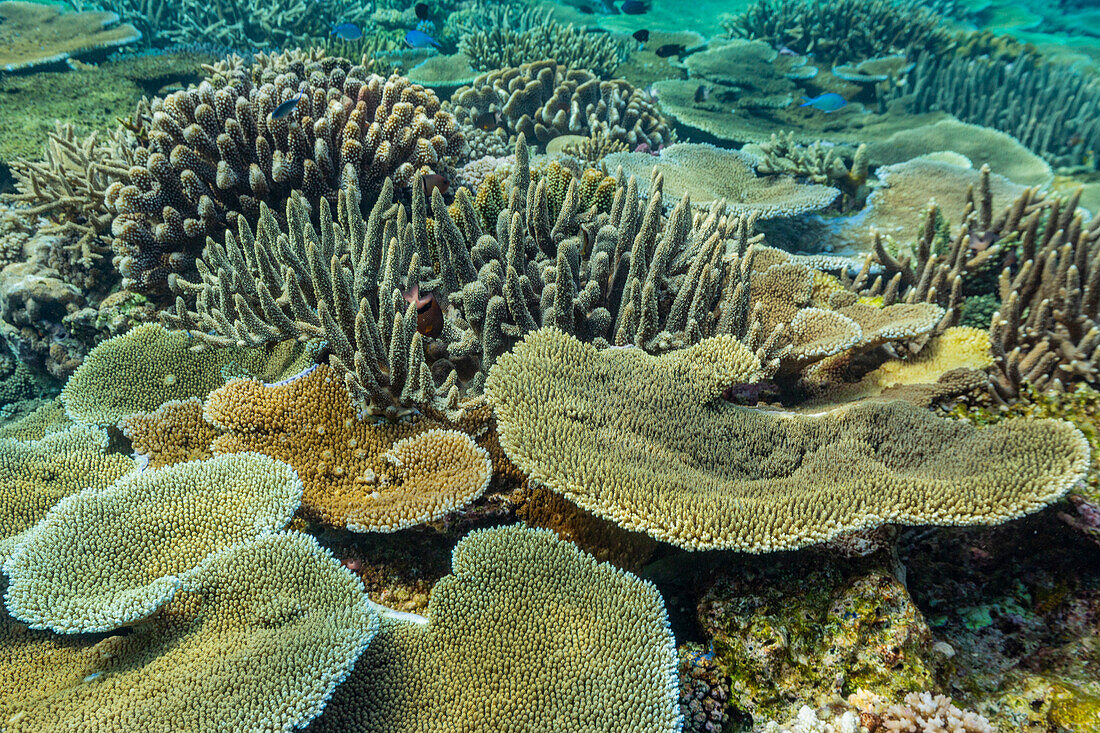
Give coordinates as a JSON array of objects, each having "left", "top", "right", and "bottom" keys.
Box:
[
  {"left": 0, "top": 1, "right": 140, "bottom": 73},
  {"left": 449, "top": 60, "right": 673, "bottom": 150},
  {"left": 61, "top": 323, "right": 310, "bottom": 426},
  {"left": 310, "top": 524, "right": 681, "bottom": 732},
  {"left": 485, "top": 328, "right": 1090, "bottom": 551},
  {"left": 117, "top": 397, "right": 220, "bottom": 468},
  {"left": 1, "top": 531, "right": 378, "bottom": 732},
  {"left": 0, "top": 425, "right": 136, "bottom": 560},
  {"left": 3, "top": 453, "right": 302, "bottom": 634},
  {"left": 204, "top": 364, "right": 493, "bottom": 532},
  {"left": 106, "top": 56, "right": 466, "bottom": 291}
]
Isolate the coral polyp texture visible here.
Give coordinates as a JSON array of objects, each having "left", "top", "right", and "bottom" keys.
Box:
[
  {"left": 205, "top": 364, "right": 492, "bottom": 532},
  {"left": 0, "top": 531, "right": 378, "bottom": 732},
  {"left": 449, "top": 60, "right": 673, "bottom": 150},
  {"left": 105, "top": 56, "right": 465, "bottom": 291},
  {"left": 117, "top": 397, "right": 220, "bottom": 468},
  {"left": 486, "top": 328, "right": 1090, "bottom": 551},
  {"left": 310, "top": 524, "right": 681, "bottom": 732},
  {"left": 3, "top": 452, "right": 300, "bottom": 633}
]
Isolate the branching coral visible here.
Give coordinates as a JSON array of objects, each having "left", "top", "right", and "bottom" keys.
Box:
[
  {"left": 456, "top": 7, "right": 630, "bottom": 78},
  {"left": 450, "top": 60, "right": 673, "bottom": 150},
  {"left": 3, "top": 452, "right": 302, "bottom": 633},
  {"left": 721, "top": 0, "right": 954, "bottom": 66},
  {"left": 106, "top": 57, "right": 465, "bottom": 291},
  {"left": 485, "top": 327, "right": 1090, "bottom": 551},
  {"left": 746, "top": 132, "right": 869, "bottom": 209},
  {"left": 310, "top": 525, "right": 681, "bottom": 732}
]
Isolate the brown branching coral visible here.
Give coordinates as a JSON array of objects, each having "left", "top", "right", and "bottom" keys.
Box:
[
  {"left": 485, "top": 327, "right": 1090, "bottom": 551},
  {"left": 456, "top": 7, "right": 630, "bottom": 78},
  {"left": 105, "top": 57, "right": 465, "bottom": 292},
  {"left": 450, "top": 60, "right": 673, "bottom": 150},
  {"left": 747, "top": 131, "right": 870, "bottom": 210}
]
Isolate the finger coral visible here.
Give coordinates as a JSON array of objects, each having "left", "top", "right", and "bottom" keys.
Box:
[
  {"left": 450, "top": 60, "right": 673, "bottom": 150},
  {"left": 61, "top": 323, "right": 310, "bottom": 426},
  {"left": 105, "top": 57, "right": 465, "bottom": 291},
  {"left": 205, "top": 364, "right": 492, "bottom": 532},
  {"left": 3, "top": 452, "right": 301, "bottom": 633},
  {"left": 486, "top": 328, "right": 1090, "bottom": 551},
  {"left": 0, "top": 425, "right": 136, "bottom": 560},
  {"left": 311, "top": 524, "right": 681, "bottom": 732},
  {"left": 1, "top": 531, "right": 377, "bottom": 732}
]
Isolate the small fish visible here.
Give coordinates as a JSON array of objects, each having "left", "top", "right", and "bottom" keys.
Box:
[
  {"left": 83, "top": 672, "right": 104, "bottom": 683},
  {"left": 799, "top": 92, "right": 847, "bottom": 113},
  {"left": 414, "top": 2, "right": 430, "bottom": 19},
  {"left": 620, "top": 0, "right": 647, "bottom": 13},
  {"left": 473, "top": 110, "right": 501, "bottom": 131},
  {"left": 403, "top": 284, "right": 447, "bottom": 338},
  {"left": 693, "top": 84, "right": 709, "bottom": 104},
  {"left": 405, "top": 29, "right": 440, "bottom": 48},
  {"left": 778, "top": 45, "right": 798, "bottom": 56},
  {"left": 654, "top": 43, "right": 683, "bottom": 58},
  {"left": 270, "top": 92, "right": 303, "bottom": 120},
  {"left": 632, "top": 29, "right": 649, "bottom": 43},
  {"left": 422, "top": 173, "right": 449, "bottom": 197},
  {"left": 686, "top": 641, "right": 716, "bottom": 664},
  {"left": 330, "top": 22, "right": 363, "bottom": 40}
]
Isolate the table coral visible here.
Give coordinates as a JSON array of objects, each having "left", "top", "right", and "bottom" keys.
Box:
[
  {"left": 0, "top": 425, "right": 136, "bottom": 560},
  {"left": 0, "top": 1, "right": 140, "bottom": 73},
  {"left": 1, "top": 531, "right": 377, "bottom": 732},
  {"left": 205, "top": 364, "right": 492, "bottom": 532},
  {"left": 486, "top": 328, "right": 1090, "bottom": 551},
  {"left": 61, "top": 323, "right": 310, "bottom": 426},
  {"left": 310, "top": 524, "right": 681, "bottom": 732},
  {"left": 4, "top": 452, "right": 302, "bottom": 634},
  {"left": 117, "top": 397, "right": 219, "bottom": 468}
]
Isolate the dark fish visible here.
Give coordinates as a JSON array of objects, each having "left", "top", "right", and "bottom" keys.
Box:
[
  {"left": 422, "top": 173, "right": 449, "bottom": 197},
  {"left": 473, "top": 110, "right": 500, "bottom": 131},
  {"left": 632, "top": 29, "right": 649, "bottom": 43},
  {"left": 403, "top": 284, "right": 446, "bottom": 338},
  {"left": 414, "top": 2, "right": 430, "bottom": 19},
  {"left": 620, "top": 0, "right": 647, "bottom": 13},
  {"left": 405, "top": 29, "right": 440, "bottom": 48},
  {"left": 693, "top": 85, "right": 709, "bottom": 104},
  {"left": 577, "top": 3, "right": 594, "bottom": 13},
  {"left": 654, "top": 43, "right": 683, "bottom": 58},
  {"left": 330, "top": 22, "right": 363, "bottom": 40},
  {"left": 799, "top": 93, "right": 847, "bottom": 112},
  {"left": 270, "top": 92, "right": 303, "bottom": 120}
]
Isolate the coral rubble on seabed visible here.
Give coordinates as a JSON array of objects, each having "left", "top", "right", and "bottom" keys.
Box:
[{"left": 2, "top": 0, "right": 1100, "bottom": 731}]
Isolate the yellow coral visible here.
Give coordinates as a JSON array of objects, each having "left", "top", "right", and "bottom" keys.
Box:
[
  {"left": 4, "top": 453, "right": 302, "bottom": 633},
  {"left": 118, "top": 398, "right": 220, "bottom": 468},
  {"left": 311, "top": 525, "right": 681, "bottom": 732},
  {"left": 486, "top": 328, "right": 1090, "bottom": 551},
  {"left": 0, "top": 398, "right": 71, "bottom": 441},
  {"left": 1, "top": 531, "right": 377, "bottom": 732},
  {"left": 867, "top": 326, "right": 993, "bottom": 389}
]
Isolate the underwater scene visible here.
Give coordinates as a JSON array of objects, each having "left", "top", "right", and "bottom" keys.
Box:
[{"left": 1, "top": 0, "right": 1100, "bottom": 730}]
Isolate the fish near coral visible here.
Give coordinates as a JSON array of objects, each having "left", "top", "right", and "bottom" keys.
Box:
[
  {"left": 632, "top": 29, "right": 649, "bottom": 43},
  {"left": 414, "top": 3, "right": 430, "bottom": 20},
  {"left": 620, "top": 0, "right": 648, "bottom": 14},
  {"left": 654, "top": 43, "right": 683, "bottom": 58},
  {"left": 405, "top": 29, "right": 440, "bottom": 48},
  {"left": 694, "top": 85, "right": 710, "bottom": 104},
  {"left": 331, "top": 22, "right": 363, "bottom": 40},
  {"left": 799, "top": 93, "right": 848, "bottom": 113},
  {"left": 270, "top": 92, "right": 303, "bottom": 120},
  {"left": 403, "top": 284, "right": 447, "bottom": 338},
  {"left": 422, "top": 174, "right": 449, "bottom": 198}
]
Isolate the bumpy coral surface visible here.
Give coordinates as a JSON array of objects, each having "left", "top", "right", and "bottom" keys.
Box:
[
  {"left": 486, "top": 328, "right": 1090, "bottom": 551},
  {"left": 106, "top": 57, "right": 465, "bottom": 291},
  {"left": 118, "top": 397, "right": 219, "bottom": 468},
  {"left": 311, "top": 524, "right": 681, "bottom": 732}
]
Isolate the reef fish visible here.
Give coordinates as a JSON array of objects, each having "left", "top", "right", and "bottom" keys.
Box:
[
  {"left": 330, "top": 22, "right": 363, "bottom": 40},
  {"left": 799, "top": 93, "right": 847, "bottom": 112},
  {"left": 405, "top": 29, "right": 441, "bottom": 48},
  {"left": 693, "top": 85, "right": 709, "bottom": 104},
  {"left": 632, "top": 29, "right": 649, "bottom": 43},
  {"left": 473, "top": 110, "right": 501, "bottom": 131},
  {"left": 422, "top": 173, "right": 449, "bottom": 197},
  {"left": 414, "top": 2, "right": 430, "bottom": 20},
  {"left": 403, "top": 284, "right": 447, "bottom": 338},
  {"left": 620, "top": 0, "right": 648, "bottom": 13},
  {"left": 270, "top": 92, "right": 303, "bottom": 120},
  {"left": 654, "top": 43, "right": 683, "bottom": 58}
]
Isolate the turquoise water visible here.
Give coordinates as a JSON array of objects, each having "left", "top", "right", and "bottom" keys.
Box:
[{"left": 0, "top": 0, "right": 1098, "bottom": 731}]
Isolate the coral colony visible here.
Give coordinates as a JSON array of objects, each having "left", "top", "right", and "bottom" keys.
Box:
[{"left": 1, "top": 0, "right": 1100, "bottom": 730}]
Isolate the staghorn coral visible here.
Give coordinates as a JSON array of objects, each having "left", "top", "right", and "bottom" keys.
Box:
[
  {"left": 3, "top": 453, "right": 301, "bottom": 634},
  {"left": 604, "top": 143, "right": 840, "bottom": 217},
  {"left": 106, "top": 58, "right": 466, "bottom": 292},
  {"left": 884, "top": 52, "right": 1100, "bottom": 170},
  {"left": 485, "top": 328, "right": 1090, "bottom": 551},
  {"left": 744, "top": 132, "right": 869, "bottom": 209},
  {"left": 0, "top": 1, "right": 140, "bottom": 72},
  {"left": 0, "top": 425, "right": 136, "bottom": 560},
  {"left": 550, "top": 131, "right": 630, "bottom": 165},
  {"left": 117, "top": 397, "right": 220, "bottom": 468},
  {"left": 1, "top": 531, "right": 378, "bottom": 732},
  {"left": 449, "top": 60, "right": 673, "bottom": 150},
  {"left": 310, "top": 524, "right": 681, "bottom": 732},
  {"left": 456, "top": 7, "right": 630, "bottom": 78},
  {"left": 204, "top": 364, "right": 493, "bottom": 532},
  {"left": 61, "top": 323, "right": 310, "bottom": 426},
  {"left": 721, "top": 0, "right": 954, "bottom": 66}
]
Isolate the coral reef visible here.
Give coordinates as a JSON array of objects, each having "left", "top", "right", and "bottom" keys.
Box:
[
  {"left": 743, "top": 132, "right": 870, "bottom": 209},
  {"left": 450, "top": 60, "right": 673, "bottom": 150},
  {"left": 106, "top": 57, "right": 465, "bottom": 291},
  {"left": 117, "top": 397, "right": 219, "bottom": 468},
  {"left": 0, "top": 1, "right": 140, "bottom": 73},
  {"left": 310, "top": 525, "right": 681, "bottom": 732}
]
